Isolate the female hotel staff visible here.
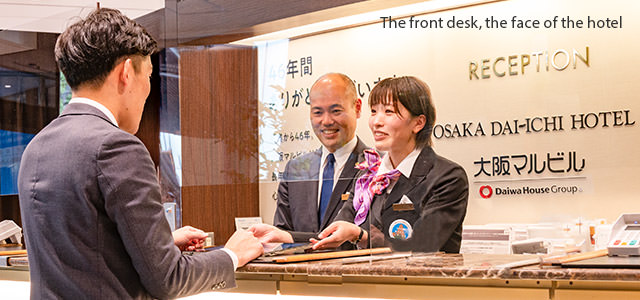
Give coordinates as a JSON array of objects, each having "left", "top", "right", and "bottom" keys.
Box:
[{"left": 311, "top": 76, "right": 469, "bottom": 253}]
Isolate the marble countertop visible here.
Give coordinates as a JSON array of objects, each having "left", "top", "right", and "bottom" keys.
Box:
[{"left": 238, "top": 252, "right": 640, "bottom": 282}]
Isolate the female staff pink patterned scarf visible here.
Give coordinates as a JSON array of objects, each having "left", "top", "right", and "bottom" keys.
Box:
[{"left": 353, "top": 149, "right": 401, "bottom": 225}]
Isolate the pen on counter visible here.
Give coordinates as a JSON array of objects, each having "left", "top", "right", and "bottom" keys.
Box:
[
  {"left": 541, "top": 248, "right": 608, "bottom": 266},
  {"left": 494, "top": 257, "right": 542, "bottom": 270}
]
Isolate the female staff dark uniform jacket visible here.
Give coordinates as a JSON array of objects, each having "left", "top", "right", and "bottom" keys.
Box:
[{"left": 335, "top": 146, "right": 469, "bottom": 253}]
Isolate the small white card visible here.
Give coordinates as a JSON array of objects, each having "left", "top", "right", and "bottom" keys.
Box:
[
  {"left": 204, "top": 232, "right": 214, "bottom": 247},
  {"left": 235, "top": 217, "right": 263, "bottom": 231}
]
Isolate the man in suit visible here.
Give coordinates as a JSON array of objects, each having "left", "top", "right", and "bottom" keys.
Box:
[
  {"left": 17, "top": 8, "right": 262, "bottom": 299},
  {"left": 255, "top": 73, "right": 368, "bottom": 243}
]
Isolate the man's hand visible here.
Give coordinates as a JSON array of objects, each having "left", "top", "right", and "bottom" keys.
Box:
[
  {"left": 310, "top": 221, "right": 361, "bottom": 250},
  {"left": 247, "top": 223, "right": 293, "bottom": 243},
  {"left": 224, "top": 230, "right": 264, "bottom": 267},
  {"left": 173, "top": 226, "right": 207, "bottom": 251}
]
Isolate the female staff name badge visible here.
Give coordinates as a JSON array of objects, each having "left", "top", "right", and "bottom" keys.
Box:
[
  {"left": 389, "top": 219, "right": 412, "bottom": 240},
  {"left": 392, "top": 195, "right": 414, "bottom": 211}
]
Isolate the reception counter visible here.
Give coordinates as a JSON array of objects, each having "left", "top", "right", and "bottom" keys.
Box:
[
  {"left": 3, "top": 252, "right": 640, "bottom": 299},
  {"left": 234, "top": 252, "right": 640, "bottom": 299}
]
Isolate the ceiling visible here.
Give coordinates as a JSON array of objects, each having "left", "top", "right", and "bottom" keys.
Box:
[
  {"left": 0, "top": 0, "right": 164, "bottom": 33},
  {"left": 137, "top": 0, "right": 433, "bottom": 46},
  {"left": 0, "top": 0, "right": 487, "bottom": 50},
  {"left": 0, "top": 0, "right": 436, "bottom": 47},
  {"left": 0, "top": 0, "right": 380, "bottom": 48}
]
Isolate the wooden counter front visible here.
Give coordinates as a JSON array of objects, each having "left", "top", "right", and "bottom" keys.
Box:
[{"left": 235, "top": 252, "right": 640, "bottom": 299}]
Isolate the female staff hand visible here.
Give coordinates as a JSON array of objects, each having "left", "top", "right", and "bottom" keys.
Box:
[{"left": 310, "top": 221, "right": 365, "bottom": 250}]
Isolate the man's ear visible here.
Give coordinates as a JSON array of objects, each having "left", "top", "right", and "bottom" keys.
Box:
[
  {"left": 355, "top": 98, "right": 362, "bottom": 118},
  {"left": 111, "top": 58, "right": 129, "bottom": 94},
  {"left": 120, "top": 58, "right": 134, "bottom": 86}
]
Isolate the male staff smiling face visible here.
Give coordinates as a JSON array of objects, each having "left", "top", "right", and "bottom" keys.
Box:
[{"left": 310, "top": 73, "right": 361, "bottom": 152}]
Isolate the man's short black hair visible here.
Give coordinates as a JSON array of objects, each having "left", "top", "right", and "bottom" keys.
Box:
[{"left": 55, "top": 8, "right": 158, "bottom": 90}]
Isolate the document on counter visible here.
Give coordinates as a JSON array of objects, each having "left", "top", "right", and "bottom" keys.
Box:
[{"left": 253, "top": 247, "right": 392, "bottom": 263}]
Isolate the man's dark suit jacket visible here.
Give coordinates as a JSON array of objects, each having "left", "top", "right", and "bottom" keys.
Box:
[
  {"left": 335, "top": 146, "right": 469, "bottom": 253},
  {"left": 18, "top": 103, "right": 235, "bottom": 299},
  {"left": 273, "top": 139, "right": 368, "bottom": 242}
]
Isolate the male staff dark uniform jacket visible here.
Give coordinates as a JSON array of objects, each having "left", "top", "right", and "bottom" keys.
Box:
[
  {"left": 335, "top": 146, "right": 468, "bottom": 253},
  {"left": 274, "top": 139, "right": 368, "bottom": 242},
  {"left": 18, "top": 103, "right": 234, "bottom": 299}
]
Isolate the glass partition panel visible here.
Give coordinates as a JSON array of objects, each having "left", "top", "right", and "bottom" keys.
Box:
[
  {"left": 243, "top": 0, "right": 639, "bottom": 260},
  {"left": 158, "top": 48, "right": 183, "bottom": 230},
  {"left": 158, "top": 43, "right": 260, "bottom": 245}
]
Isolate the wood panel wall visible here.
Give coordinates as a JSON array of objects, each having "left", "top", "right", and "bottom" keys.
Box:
[{"left": 179, "top": 45, "right": 258, "bottom": 245}]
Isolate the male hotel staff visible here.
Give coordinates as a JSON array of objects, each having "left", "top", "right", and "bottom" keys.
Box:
[
  {"left": 18, "top": 8, "right": 262, "bottom": 299},
  {"left": 263, "top": 73, "right": 369, "bottom": 243}
]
